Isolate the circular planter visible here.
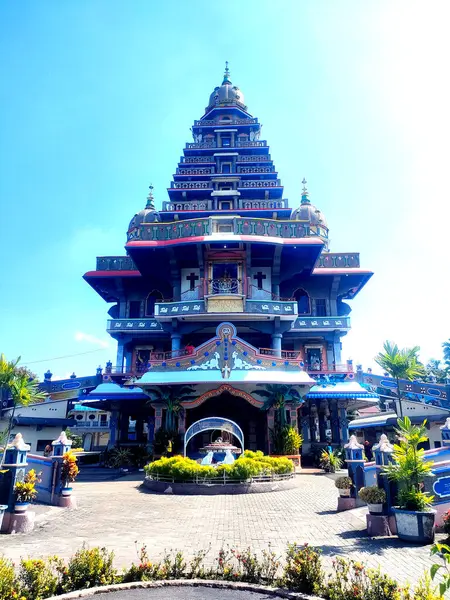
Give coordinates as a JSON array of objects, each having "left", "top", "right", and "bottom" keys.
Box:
[
  {"left": 60, "top": 487, "right": 73, "bottom": 497},
  {"left": 338, "top": 488, "right": 351, "bottom": 497},
  {"left": 143, "top": 474, "right": 296, "bottom": 495},
  {"left": 392, "top": 507, "right": 436, "bottom": 544},
  {"left": 14, "top": 502, "right": 29, "bottom": 513},
  {"left": 368, "top": 503, "right": 383, "bottom": 514}
]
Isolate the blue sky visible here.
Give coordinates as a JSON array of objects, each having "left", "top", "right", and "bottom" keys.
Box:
[{"left": 1, "top": 1, "right": 449, "bottom": 380}]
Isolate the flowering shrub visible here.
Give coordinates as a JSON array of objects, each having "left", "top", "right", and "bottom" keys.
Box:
[
  {"left": 61, "top": 452, "right": 79, "bottom": 486},
  {"left": 0, "top": 556, "right": 20, "bottom": 600},
  {"left": 19, "top": 558, "right": 59, "bottom": 600},
  {"left": 57, "top": 545, "right": 117, "bottom": 592},
  {"left": 144, "top": 452, "right": 293, "bottom": 482},
  {"left": 282, "top": 543, "right": 323, "bottom": 594}
]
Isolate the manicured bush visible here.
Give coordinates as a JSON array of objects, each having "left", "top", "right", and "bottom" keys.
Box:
[
  {"left": 57, "top": 545, "right": 117, "bottom": 592},
  {"left": 334, "top": 476, "right": 352, "bottom": 490},
  {"left": 359, "top": 486, "right": 386, "bottom": 505},
  {"left": 282, "top": 543, "right": 323, "bottom": 594},
  {"left": 144, "top": 452, "right": 294, "bottom": 482}
]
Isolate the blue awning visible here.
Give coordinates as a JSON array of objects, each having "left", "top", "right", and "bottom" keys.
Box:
[{"left": 12, "top": 417, "right": 76, "bottom": 427}]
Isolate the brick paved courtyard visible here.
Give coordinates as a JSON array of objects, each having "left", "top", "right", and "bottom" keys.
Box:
[{"left": 0, "top": 472, "right": 442, "bottom": 585}]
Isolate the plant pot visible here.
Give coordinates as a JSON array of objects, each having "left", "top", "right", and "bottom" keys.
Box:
[
  {"left": 61, "top": 487, "right": 72, "bottom": 497},
  {"left": 14, "top": 502, "right": 29, "bottom": 513},
  {"left": 392, "top": 507, "right": 436, "bottom": 544},
  {"left": 368, "top": 503, "right": 383, "bottom": 514},
  {"left": 338, "top": 488, "right": 351, "bottom": 497}
]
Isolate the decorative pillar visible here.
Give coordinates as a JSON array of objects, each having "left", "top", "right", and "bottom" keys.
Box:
[
  {"left": 344, "top": 435, "right": 365, "bottom": 498},
  {"left": 271, "top": 333, "right": 282, "bottom": 358},
  {"left": 0, "top": 433, "right": 33, "bottom": 533},
  {"left": 267, "top": 407, "right": 275, "bottom": 454},
  {"left": 288, "top": 405, "right": 298, "bottom": 431},
  {"left": 147, "top": 415, "right": 155, "bottom": 447},
  {"left": 171, "top": 333, "right": 182, "bottom": 354},
  {"left": 116, "top": 339, "right": 125, "bottom": 370},
  {"left": 153, "top": 405, "right": 163, "bottom": 433},
  {"left": 330, "top": 401, "right": 340, "bottom": 444},
  {"left": 318, "top": 401, "right": 328, "bottom": 442},
  {"left": 135, "top": 418, "right": 144, "bottom": 442},
  {"left": 51, "top": 430, "right": 73, "bottom": 457},
  {"left": 373, "top": 433, "right": 396, "bottom": 511},
  {"left": 309, "top": 404, "right": 318, "bottom": 443},
  {"left": 338, "top": 401, "right": 349, "bottom": 444},
  {"left": 120, "top": 415, "right": 130, "bottom": 443},
  {"left": 301, "top": 410, "right": 310, "bottom": 446},
  {"left": 178, "top": 409, "right": 186, "bottom": 436},
  {"left": 108, "top": 409, "right": 119, "bottom": 449}
]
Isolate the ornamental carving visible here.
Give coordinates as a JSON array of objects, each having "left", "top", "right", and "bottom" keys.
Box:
[{"left": 206, "top": 297, "right": 244, "bottom": 313}]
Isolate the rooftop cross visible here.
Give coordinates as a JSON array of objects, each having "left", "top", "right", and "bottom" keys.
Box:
[
  {"left": 222, "top": 61, "right": 231, "bottom": 85},
  {"left": 301, "top": 177, "right": 310, "bottom": 204},
  {"left": 146, "top": 184, "right": 155, "bottom": 210}
]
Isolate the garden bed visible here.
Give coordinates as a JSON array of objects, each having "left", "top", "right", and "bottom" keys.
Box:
[{"left": 143, "top": 472, "right": 296, "bottom": 495}]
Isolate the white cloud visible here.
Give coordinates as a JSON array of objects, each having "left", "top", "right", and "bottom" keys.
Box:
[{"left": 74, "top": 331, "right": 109, "bottom": 349}]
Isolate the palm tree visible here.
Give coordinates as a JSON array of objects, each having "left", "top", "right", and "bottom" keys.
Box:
[
  {"left": 0, "top": 354, "right": 46, "bottom": 466},
  {"left": 374, "top": 341, "right": 424, "bottom": 418},
  {"left": 443, "top": 339, "right": 450, "bottom": 369},
  {"left": 252, "top": 384, "right": 304, "bottom": 427},
  {"left": 144, "top": 385, "right": 196, "bottom": 431}
]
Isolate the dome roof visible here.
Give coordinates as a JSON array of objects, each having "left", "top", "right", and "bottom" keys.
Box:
[
  {"left": 207, "top": 63, "right": 246, "bottom": 111},
  {"left": 127, "top": 187, "right": 160, "bottom": 234},
  {"left": 291, "top": 180, "right": 328, "bottom": 229}
]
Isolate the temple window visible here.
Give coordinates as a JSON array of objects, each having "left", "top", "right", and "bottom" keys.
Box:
[
  {"left": 221, "top": 136, "right": 231, "bottom": 147},
  {"left": 221, "top": 163, "right": 232, "bottom": 174},
  {"left": 293, "top": 288, "right": 311, "bottom": 314},
  {"left": 219, "top": 201, "right": 232, "bottom": 210},
  {"left": 315, "top": 298, "right": 327, "bottom": 316},
  {"left": 129, "top": 300, "right": 141, "bottom": 318}
]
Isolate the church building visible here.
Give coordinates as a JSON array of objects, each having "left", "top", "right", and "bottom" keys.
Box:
[{"left": 82, "top": 65, "right": 377, "bottom": 457}]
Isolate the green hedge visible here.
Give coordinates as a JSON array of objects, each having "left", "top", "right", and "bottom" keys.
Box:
[{"left": 144, "top": 450, "right": 293, "bottom": 481}]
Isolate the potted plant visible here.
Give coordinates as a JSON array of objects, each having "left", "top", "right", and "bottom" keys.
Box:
[
  {"left": 60, "top": 451, "right": 79, "bottom": 495},
  {"left": 14, "top": 469, "right": 41, "bottom": 512},
  {"left": 320, "top": 449, "right": 343, "bottom": 473},
  {"left": 383, "top": 416, "right": 435, "bottom": 543},
  {"left": 335, "top": 476, "right": 353, "bottom": 497},
  {"left": 359, "top": 485, "right": 386, "bottom": 513}
]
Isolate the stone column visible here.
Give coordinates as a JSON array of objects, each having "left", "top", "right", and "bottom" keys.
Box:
[
  {"left": 178, "top": 410, "right": 186, "bottom": 436},
  {"left": 171, "top": 333, "right": 182, "bottom": 354},
  {"left": 271, "top": 333, "right": 282, "bottom": 358},
  {"left": 108, "top": 409, "right": 119, "bottom": 449},
  {"left": 154, "top": 405, "right": 163, "bottom": 433},
  {"left": 338, "top": 402, "right": 349, "bottom": 444},
  {"left": 309, "top": 404, "right": 318, "bottom": 443},
  {"left": 288, "top": 405, "right": 298, "bottom": 430},
  {"left": 116, "top": 339, "right": 125, "bottom": 370},
  {"left": 330, "top": 401, "right": 340, "bottom": 444},
  {"left": 267, "top": 408, "right": 275, "bottom": 454},
  {"left": 135, "top": 419, "right": 144, "bottom": 442},
  {"left": 120, "top": 415, "right": 129, "bottom": 443},
  {"left": 147, "top": 415, "right": 155, "bottom": 447}
]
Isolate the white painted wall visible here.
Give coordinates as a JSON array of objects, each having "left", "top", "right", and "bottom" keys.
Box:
[{"left": 181, "top": 268, "right": 201, "bottom": 298}]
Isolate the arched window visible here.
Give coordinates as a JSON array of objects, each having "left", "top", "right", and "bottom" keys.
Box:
[
  {"left": 145, "top": 290, "right": 164, "bottom": 316},
  {"left": 293, "top": 289, "right": 311, "bottom": 315}
]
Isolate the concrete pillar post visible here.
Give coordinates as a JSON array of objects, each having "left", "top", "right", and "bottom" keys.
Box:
[
  {"left": 267, "top": 408, "right": 275, "bottom": 454},
  {"left": 271, "top": 333, "right": 282, "bottom": 358},
  {"left": 108, "top": 409, "right": 119, "bottom": 449},
  {"left": 171, "top": 333, "right": 182, "bottom": 354},
  {"left": 338, "top": 402, "right": 349, "bottom": 444},
  {"left": 330, "top": 401, "right": 340, "bottom": 444}
]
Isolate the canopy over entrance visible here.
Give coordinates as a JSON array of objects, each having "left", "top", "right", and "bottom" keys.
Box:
[{"left": 184, "top": 417, "right": 244, "bottom": 456}]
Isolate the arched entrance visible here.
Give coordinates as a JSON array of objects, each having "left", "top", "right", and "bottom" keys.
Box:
[
  {"left": 184, "top": 417, "right": 244, "bottom": 457},
  {"left": 185, "top": 391, "right": 267, "bottom": 456}
]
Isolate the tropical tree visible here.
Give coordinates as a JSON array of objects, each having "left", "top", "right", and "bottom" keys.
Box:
[
  {"left": 426, "top": 359, "right": 448, "bottom": 384},
  {"left": 0, "top": 354, "right": 46, "bottom": 465},
  {"left": 252, "top": 384, "right": 304, "bottom": 427},
  {"left": 374, "top": 341, "right": 425, "bottom": 418},
  {"left": 443, "top": 339, "right": 450, "bottom": 370},
  {"left": 144, "top": 385, "right": 196, "bottom": 432}
]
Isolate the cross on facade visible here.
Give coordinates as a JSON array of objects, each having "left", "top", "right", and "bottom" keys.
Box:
[
  {"left": 186, "top": 272, "right": 199, "bottom": 291},
  {"left": 253, "top": 271, "right": 266, "bottom": 290}
]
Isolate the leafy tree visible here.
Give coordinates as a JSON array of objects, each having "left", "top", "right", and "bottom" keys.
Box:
[
  {"left": 0, "top": 354, "right": 46, "bottom": 465},
  {"left": 144, "top": 385, "right": 196, "bottom": 432},
  {"left": 443, "top": 339, "right": 450, "bottom": 369},
  {"left": 252, "top": 384, "right": 304, "bottom": 427},
  {"left": 65, "top": 427, "right": 83, "bottom": 450},
  {"left": 425, "top": 358, "right": 448, "bottom": 384},
  {"left": 374, "top": 341, "right": 424, "bottom": 418}
]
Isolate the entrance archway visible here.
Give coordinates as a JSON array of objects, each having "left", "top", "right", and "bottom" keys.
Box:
[
  {"left": 185, "top": 391, "right": 267, "bottom": 455},
  {"left": 184, "top": 417, "right": 244, "bottom": 456}
]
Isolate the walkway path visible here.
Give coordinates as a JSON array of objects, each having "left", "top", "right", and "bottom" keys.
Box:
[{"left": 0, "top": 473, "right": 441, "bottom": 585}]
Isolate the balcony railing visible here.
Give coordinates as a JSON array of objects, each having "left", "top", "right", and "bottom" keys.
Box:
[
  {"left": 193, "top": 118, "right": 259, "bottom": 126},
  {"left": 130, "top": 216, "right": 315, "bottom": 243},
  {"left": 208, "top": 278, "right": 242, "bottom": 295},
  {"left": 74, "top": 421, "right": 109, "bottom": 428},
  {"left": 185, "top": 141, "right": 267, "bottom": 150},
  {"left": 316, "top": 253, "right": 360, "bottom": 269},
  {"left": 96, "top": 256, "right": 137, "bottom": 271},
  {"left": 238, "top": 179, "right": 281, "bottom": 188}
]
